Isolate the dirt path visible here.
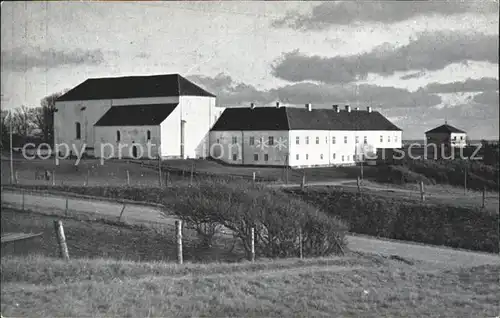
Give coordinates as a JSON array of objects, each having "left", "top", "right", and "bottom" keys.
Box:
[{"left": 2, "top": 189, "right": 499, "bottom": 268}]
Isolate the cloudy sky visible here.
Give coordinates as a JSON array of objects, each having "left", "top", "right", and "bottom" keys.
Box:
[{"left": 1, "top": 1, "right": 498, "bottom": 139}]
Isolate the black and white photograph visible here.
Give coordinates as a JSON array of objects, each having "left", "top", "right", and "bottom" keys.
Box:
[{"left": 1, "top": 1, "right": 499, "bottom": 317}]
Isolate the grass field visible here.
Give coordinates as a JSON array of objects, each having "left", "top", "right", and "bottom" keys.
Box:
[
  {"left": 1, "top": 253, "right": 499, "bottom": 317},
  {"left": 1, "top": 157, "right": 357, "bottom": 187}
]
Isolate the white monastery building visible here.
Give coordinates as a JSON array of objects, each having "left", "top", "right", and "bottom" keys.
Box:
[
  {"left": 54, "top": 74, "right": 223, "bottom": 159},
  {"left": 210, "top": 103, "right": 403, "bottom": 168}
]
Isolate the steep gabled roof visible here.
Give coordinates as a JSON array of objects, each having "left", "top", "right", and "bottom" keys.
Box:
[
  {"left": 94, "top": 104, "right": 178, "bottom": 126},
  {"left": 57, "top": 74, "right": 215, "bottom": 101},
  {"left": 425, "top": 124, "right": 466, "bottom": 134},
  {"left": 211, "top": 106, "right": 402, "bottom": 131}
]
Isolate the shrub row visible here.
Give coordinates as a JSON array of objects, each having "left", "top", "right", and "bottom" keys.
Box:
[
  {"left": 287, "top": 187, "right": 499, "bottom": 253},
  {"left": 164, "top": 179, "right": 347, "bottom": 258},
  {"left": 7, "top": 182, "right": 347, "bottom": 259}
]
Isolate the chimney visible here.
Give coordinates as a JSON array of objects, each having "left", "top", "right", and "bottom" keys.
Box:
[
  {"left": 276, "top": 101, "right": 280, "bottom": 108},
  {"left": 345, "top": 105, "right": 351, "bottom": 112},
  {"left": 306, "top": 103, "right": 312, "bottom": 111},
  {"left": 367, "top": 106, "right": 372, "bottom": 113},
  {"left": 332, "top": 104, "right": 339, "bottom": 112},
  {"left": 250, "top": 102, "right": 255, "bottom": 109}
]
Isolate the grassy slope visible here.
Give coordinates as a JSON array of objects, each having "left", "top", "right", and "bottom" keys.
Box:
[{"left": 1, "top": 255, "right": 499, "bottom": 317}]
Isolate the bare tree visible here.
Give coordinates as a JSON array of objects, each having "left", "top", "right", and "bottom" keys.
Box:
[
  {"left": 10, "top": 105, "right": 36, "bottom": 139},
  {"left": 33, "top": 90, "right": 69, "bottom": 145},
  {"left": 0, "top": 110, "right": 10, "bottom": 149}
]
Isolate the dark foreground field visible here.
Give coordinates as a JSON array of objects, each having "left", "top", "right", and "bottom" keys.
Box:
[
  {"left": 2, "top": 253, "right": 499, "bottom": 317},
  {"left": 1, "top": 208, "right": 241, "bottom": 263}
]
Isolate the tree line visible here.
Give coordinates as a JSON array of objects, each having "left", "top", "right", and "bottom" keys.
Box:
[{"left": 1, "top": 90, "right": 68, "bottom": 149}]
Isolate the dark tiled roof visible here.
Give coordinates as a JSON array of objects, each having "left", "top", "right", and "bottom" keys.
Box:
[
  {"left": 425, "top": 124, "right": 466, "bottom": 134},
  {"left": 211, "top": 107, "right": 402, "bottom": 131},
  {"left": 94, "top": 104, "right": 178, "bottom": 126},
  {"left": 211, "top": 108, "right": 290, "bottom": 131},
  {"left": 57, "top": 74, "right": 215, "bottom": 101}
]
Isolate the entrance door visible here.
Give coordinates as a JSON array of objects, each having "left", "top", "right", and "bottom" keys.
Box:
[{"left": 132, "top": 145, "right": 138, "bottom": 158}]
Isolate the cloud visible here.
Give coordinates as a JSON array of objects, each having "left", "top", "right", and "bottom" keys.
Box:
[
  {"left": 1, "top": 47, "right": 107, "bottom": 71},
  {"left": 272, "top": 32, "right": 499, "bottom": 84},
  {"left": 188, "top": 73, "right": 441, "bottom": 109},
  {"left": 273, "top": 1, "right": 497, "bottom": 30},
  {"left": 473, "top": 90, "right": 499, "bottom": 105},
  {"left": 187, "top": 73, "right": 273, "bottom": 105},
  {"left": 400, "top": 71, "right": 426, "bottom": 80},
  {"left": 190, "top": 73, "right": 497, "bottom": 138},
  {"left": 424, "top": 77, "right": 499, "bottom": 94}
]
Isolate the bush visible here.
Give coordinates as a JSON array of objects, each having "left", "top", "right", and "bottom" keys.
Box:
[
  {"left": 288, "top": 187, "right": 499, "bottom": 253},
  {"left": 166, "top": 179, "right": 347, "bottom": 259}
]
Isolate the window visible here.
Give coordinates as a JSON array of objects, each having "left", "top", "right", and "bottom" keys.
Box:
[
  {"left": 296, "top": 136, "right": 300, "bottom": 145},
  {"left": 342, "top": 155, "right": 345, "bottom": 162},
  {"left": 395, "top": 136, "right": 398, "bottom": 143},
  {"left": 344, "top": 136, "right": 348, "bottom": 144},
  {"left": 116, "top": 130, "right": 121, "bottom": 142},
  {"left": 147, "top": 130, "right": 151, "bottom": 141},
  {"left": 460, "top": 136, "right": 464, "bottom": 140},
  {"left": 325, "top": 136, "right": 328, "bottom": 144},
  {"left": 254, "top": 154, "right": 259, "bottom": 161},
  {"left": 232, "top": 136, "right": 237, "bottom": 144},
  {"left": 216, "top": 138, "right": 220, "bottom": 144},
  {"left": 388, "top": 136, "right": 391, "bottom": 142},
  {"left": 264, "top": 154, "right": 269, "bottom": 161},
  {"left": 75, "top": 122, "right": 81, "bottom": 140},
  {"left": 316, "top": 137, "right": 320, "bottom": 144},
  {"left": 347, "top": 155, "right": 350, "bottom": 161},
  {"left": 232, "top": 154, "right": 237, "bottom": 161},
  {"left": 355, "top": 136, "right": 359, "bottom": 144},
  {"left": 320, "top": 154, "right": 323, "bottom": 160},
  {"left": 332, "top": 136, "right": 336, "bottom": 144},
  {"left": 306, "top": 136, "right": 309, "bottom": 144},
  {"left": 333, "top": 153, "right": 336, "bottom": 159},
  {"left": 268, "top": 136, "right": 274, "bottom": 146},
  {"left": 249, "top": 137, "right": 255, "bottom": 145},
  {"left": 306, "top": 154, "right": 309, "bottom": 160},
  {"left": 380, "top": 135, "right": 383, "bottom": 143},
  {"left": 364, "top": 136, "right": 367, "bottom": 144},
  {"left": 453, "top": 136, "right": 457, "bottom": 140},
  {"left": 296, "top": 154, "right": 299, "bottom": 160}
]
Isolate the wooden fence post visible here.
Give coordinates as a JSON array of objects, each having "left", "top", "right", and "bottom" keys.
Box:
[
  {"left": 54, "top": 220, "right": 70, "bottom": 261},
  {"left": 22, "top": 190, "right": 25, "bottom": 211},
  {"left": 166, "top": 171, "right": 170, "bottom": 187},
  {"left": 65, "top": 197, "right": 69, "bottom": 216},
  {"left": 298, "top": 228, "right": 303, "bottom": 260},
  {"left": 52, "top": 170, "right": 55, "bottom": 186},
  {"left": 252, "top": 172, "right": 256, "bottom": 185},
  {"left": 356, "top": 176, "right": 361, "bottom": 193},
  {"left": 176, "top": 220, "right": 183, "bottom": 265},
  {"left": 84, "top": 169, "right": 89, "bottom": 186},
  {"left": 482, "top": 187, "right": 486, "bottom": 209},
  {"left": 158, "top": 156, "right": 162, "bottom": 188},
  {"left": 301, "top": 171, "right": 306, "bottom": 190},
  {"left": 15, "top": 171, "right": 18, "bottom": 184},
  {"left": 118, "top": 204, "right": 126, "bottom": 221},
  {"left": 250, "top": 227, "right": 255, "bottom": 262},
  {"left": 190, "top": 163, "right": 194, "bottom": 186},
  {"left": 464, "top": 168, "right": 467, "bottom": 195},
  {"left": 419, "top": 181, "right": 425, "bottom": 202},
  {"left": 126, "top": 170, "right": 130, "bottom": 186}
]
